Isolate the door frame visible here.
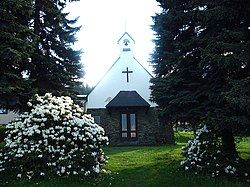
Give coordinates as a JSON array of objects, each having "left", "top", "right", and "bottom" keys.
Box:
[{"left": 120, "top": 110, "right": 138, "bottom": 141}]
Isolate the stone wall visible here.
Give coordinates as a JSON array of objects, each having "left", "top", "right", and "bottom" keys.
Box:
[{"left": 87, "top": 107, "right": 170, "bottom": 146}]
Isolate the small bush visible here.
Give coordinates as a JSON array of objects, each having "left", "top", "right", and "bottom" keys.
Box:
[
  {"left": 181, "top": 124, "right": 249, "bottom": 181},
  {"left": 0, "top": 93, "right": 109, "bottom": 181},
  {"left": 0, "top": 125, "right": 7, "bottom": 142}
]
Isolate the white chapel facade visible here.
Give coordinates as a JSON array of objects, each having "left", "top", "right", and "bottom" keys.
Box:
[
  {"left": 87, "top": 32, "right": 156, "bottom": 109},
  {"left": 87, "top": 32, "right": 168, "bottom": 146}
]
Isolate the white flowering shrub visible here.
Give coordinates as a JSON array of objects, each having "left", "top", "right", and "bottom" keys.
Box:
[
  {"left": 0, "top": 93, "right": 109, "bottom": 180},
  {"left": 181, "top": 124, "right": 249, "bottom": 181}
]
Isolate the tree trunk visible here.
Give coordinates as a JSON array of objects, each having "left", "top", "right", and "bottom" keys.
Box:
[
  {"left": 34, "top": 0, "right": 40, "bottom": 37},
  {"left": 221, "top": 127, "right": 238, "bottom": 158},
  {"left": 161, "top": 117, "right": 175, "bottom": 144},
  {"left": 166, "top": 123, "right": 175, "bottom": 144}
]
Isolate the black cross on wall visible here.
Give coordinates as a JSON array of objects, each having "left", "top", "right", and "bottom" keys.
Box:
[{"left": 122, "top": 67, "right": 133, "bottom": 82}]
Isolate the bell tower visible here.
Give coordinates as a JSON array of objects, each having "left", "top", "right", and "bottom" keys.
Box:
[{"left": 117, "top": 32, "right": 135, "bottom": 56}]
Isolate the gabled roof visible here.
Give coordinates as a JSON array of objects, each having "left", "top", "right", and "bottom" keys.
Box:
[
  {"left": 106, "top": 91, "right": 150, "bottom": 108},
  {"left": 133, "top": 57, "right": 153, "bottom": 78},
  {"left": 117, "top": 32, "right": 135, "bottom": 44},
  {"left": 87, "top": 57, "right": 120, "bottom": 97},
  {"left": 87, "top": 56, "right": 153, "bottom": 97}
]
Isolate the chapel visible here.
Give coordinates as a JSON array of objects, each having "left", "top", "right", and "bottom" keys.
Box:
[{"left": 87, "top": 32, "right": 169, "bottom": 145}]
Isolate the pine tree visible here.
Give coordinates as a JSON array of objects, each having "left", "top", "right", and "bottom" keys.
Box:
[
  {"left": 151, "top": 0, "right": 249, "bottom": 156},
  {"left": 73, "top": 83, "right": 93, "bottom": 95},
  {"left": 151, "top": 0, "right": 205, "bottom": 132},
  {"left": 0, "top": 0, "right": 35, "bottom": 111},
  {"left": 196, "top": 0, "right": 250, "bottom": 156},
  {"left": 30, "top": 0, "right": 84, "bottom": 97},
  {"left": 0, "top": 0, "right": 84, "bottom": 111}
]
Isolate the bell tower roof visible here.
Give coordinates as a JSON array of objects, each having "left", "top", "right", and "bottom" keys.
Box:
[
  {"left": 117, "top": 32, "right": 135, "bottom": 54},
  {"left": 117, "top": 32, "right": 135, "bottom": 44}
]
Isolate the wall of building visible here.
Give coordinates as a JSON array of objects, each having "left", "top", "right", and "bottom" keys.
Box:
[
  {"left": 0, "top": 111, "right": 19, "bottom": 125},
  {"left": 88, "top": 108, "right": 169, "bottom": 146}
]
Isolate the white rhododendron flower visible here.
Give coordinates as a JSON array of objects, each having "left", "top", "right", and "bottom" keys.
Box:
[
  {"left": 181, "top": 124, "right": 249, "bottom": 181},
  {"left": 0, "top": 93, "right": 109, "bottom": 180}
]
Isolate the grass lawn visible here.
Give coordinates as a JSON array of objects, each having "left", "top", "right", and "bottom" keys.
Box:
[{"left": 1, "top": 132, "right": 249, "bottom": 187}]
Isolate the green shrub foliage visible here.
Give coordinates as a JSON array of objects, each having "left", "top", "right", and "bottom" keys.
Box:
[
  {"left": 0, "top": 125, "right": 7, "bottom": 142},
  {"left": 0, "top": 93, "right": 108, "bottom": 180},
  {"left": 181, "top": 125, "right": 249, "bottom": 181}
]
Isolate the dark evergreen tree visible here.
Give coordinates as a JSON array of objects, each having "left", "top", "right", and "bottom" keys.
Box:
[
  {"left": 0, "top": 0, "right": 35, "bottom": 111},
  {"left": 151, "top": 0, "right": 249, "bottom": 156},
  {"left": 223, "top": 78, "right": 250, "bottom": 136},
  {"left": 197, "top": 0, "right": 250, "bottom": 157},
  {"left": 0, "top": 0, "right": 84, "bottom": 111},
  {"left": 30, "top": 0, "right": 83, "bottom": 98},
  {"left": 151, "top": 0, "right": 205, "bottom": 137},
  {"left": 73, "top": 83, "right": 93, "bottom": 95}
]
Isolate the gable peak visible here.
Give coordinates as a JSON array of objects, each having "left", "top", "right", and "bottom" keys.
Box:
[
  {"left": 117, "top": 32, "right": 135, "bottom": 54},
  {"left": 117, "top": 32, "right": 135, "bottom": 44}
]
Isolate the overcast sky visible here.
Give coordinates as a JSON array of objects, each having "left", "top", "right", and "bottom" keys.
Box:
[{"left": 66, "top": 0, "right": 161, "bottom": 86}]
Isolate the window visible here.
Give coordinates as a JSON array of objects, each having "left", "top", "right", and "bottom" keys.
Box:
[
  {"left": 123, "top": 48, "right": 131, "bottom": 52},
  {"left": 120, "top": 113, "right": 137, "bottom": 139},
  {"left": 93, "top": 116, "right": 101, "bottom": 124},
  {"left": 0, "top": 108, "right": 7, "bottom": 114}
]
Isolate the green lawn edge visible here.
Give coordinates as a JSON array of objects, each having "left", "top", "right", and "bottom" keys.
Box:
[{"left": 0, "top": 132, "right": 249, "bottom": 187}]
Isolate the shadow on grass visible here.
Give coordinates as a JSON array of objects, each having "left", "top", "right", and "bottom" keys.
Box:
[
  {"left": 104, "top": 144, "right": 183, "bottom": 157},
  {"left": 104, "top": 164, "right": 248, "bottom": 187},
  {"left": 2, "top": 164, "right": 248, "bottom": 187},
  {"left": 2, "top": 153, "right": 249, "bottom": 187}
]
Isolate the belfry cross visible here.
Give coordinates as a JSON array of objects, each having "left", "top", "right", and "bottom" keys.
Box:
[{"left": 122, "top": 67, "right": 133, "bottom": 83}]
